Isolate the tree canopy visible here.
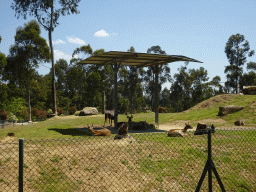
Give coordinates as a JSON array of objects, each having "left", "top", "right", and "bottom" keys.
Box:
[
  {"left": 11, "top": 0, "right": 81, "bottom": 116},
  {"left": 8, "top": 20, "right": 50, "bottom": 121},
  {"left": 224, "top": 33, "right": 255, "bottom": 93}
]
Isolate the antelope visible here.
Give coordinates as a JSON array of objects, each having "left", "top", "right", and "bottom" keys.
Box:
[
  {"left": 117, "top": 113, "right": 133, "bottom": 128},
  {"left": 194, "top": 123, "right": 215, "bottom": 135},
  {"left": 114, "top": 122, "right": 129, "bottom": 140},
  {"left": 104, "top": 110, "right": 116, "bottom": 125},
  {"left": 168, "top": 123, "right": 193, "bottom": 137},
  {"left": 234, "top": 120, "right": 245, "bottom": 126},
  {"left": 88, "top": 124, "right": 111, "bottom": 136}
]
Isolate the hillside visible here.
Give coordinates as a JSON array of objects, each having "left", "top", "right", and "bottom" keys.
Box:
[{"left": 162, "top": 94, "right": 256, "bottom": 129}]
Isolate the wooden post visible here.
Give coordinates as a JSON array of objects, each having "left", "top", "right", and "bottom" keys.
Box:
[
  {"left": 102, "top": 91, "right": 105, "bottom": 114},
  {"left": 112, "top": 60, "right": 120, "bottom": 129},
  {"left": 155, "top": 71, "right": 159, "bottom": 127},
  {"left": 151, "top": 64, "right": 162, "bottom": 128}
]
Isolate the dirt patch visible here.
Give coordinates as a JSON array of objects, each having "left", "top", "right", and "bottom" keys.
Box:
[
  {"left": 0, "top": 136, "right": 18, "bottom": 143},
  {"left": 196, "top": 118, "right": 227, "bottom": 124},
  {"left": 158, "top": 119, "right": 227, "bottom": 131}
]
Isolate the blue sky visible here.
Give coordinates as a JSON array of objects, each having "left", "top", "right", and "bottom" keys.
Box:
[{"left": 1, "top": 0, "right": 256, "bottom": 88}]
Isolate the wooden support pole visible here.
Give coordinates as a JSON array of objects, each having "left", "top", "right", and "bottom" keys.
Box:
[
  {"left": 151, "top": 64, "right": 163, "bottom": 127},
  {"left": 112, "top": 60, "right": 120, "bottom": 129},
  {"left": 155, "top": 72, "right": 159, "bottom": 126}
]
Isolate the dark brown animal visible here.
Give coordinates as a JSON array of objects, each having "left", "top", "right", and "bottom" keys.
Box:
[
  {"left": 88, "top": 125, "right": 111, "bottom": 136},
  {"left": 7, "top": 133, "right": 15, "bottom": 137},
  {"left": 168, "top": 123, "right": 193, "bottom": 137},
  {"left": 194, "top": 123, "right": 215, "bottom": 135},
  {"left": 154, "top": 107, "right": 167, "bottom": 113},
  {"left": 132, "top": 121, "right": 147, "bottom": 130},
  {"left": 114, "top": 122, "right": 129, "bottom": 139},
  {"left": 234, "top": 120, "right": 245, "bottom": 126},
  {"left": 117, "top": 113, "right": 133, "bottom": 128},
  {"left": 104, "top": 110, "right": 116, "bottom": 125}
]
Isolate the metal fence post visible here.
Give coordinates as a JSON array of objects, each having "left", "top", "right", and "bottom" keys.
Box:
[
  {"left": 19, "top": 138, "right": 24, "bottom": 192},
  {"left": 208, "top": 128, "right": 212, "bottom": 192},
  {"left": 195, "top": 128, "right": 226, "bottom": 192}
]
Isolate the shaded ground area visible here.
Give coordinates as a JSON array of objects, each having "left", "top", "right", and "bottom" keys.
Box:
[{"left": 75, "top": 124, "right": 167, "bottom": 135}]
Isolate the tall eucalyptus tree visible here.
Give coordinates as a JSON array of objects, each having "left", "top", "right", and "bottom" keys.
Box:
[
  {"left": 224, "top": 33, "right": 255, "bottom": 93},
  {"left": 12, "top": 0, "right": 81, "bottom": 115},
  {"left": 9, "top": 20, "right": 50, "bottom": 121}
]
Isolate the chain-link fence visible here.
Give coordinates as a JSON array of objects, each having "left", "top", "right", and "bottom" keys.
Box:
[{"left": 0, "top": 128, "right": 255, "bottom": 191}]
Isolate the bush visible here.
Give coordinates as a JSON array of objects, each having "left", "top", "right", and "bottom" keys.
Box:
[
  {"left": 8, "top": 113, "right": 18, "bottom": 122},
  {"left": 0, "top": 110, "right": 8, "bottom": 120},
  {"left": 69, "top": 106, "right": 77, "bottom": 115},
  {"left": 57, "top": 108, "right": 65, "bottom": 116},
  {"left": 74, "top": 111, "right": 80, "bottom": 116},
  {"left": 31, "top": 107, "right": 47, "bottom": 120},
  {"left": 19, "top": 109, "right": 28, "bottom": 121},
  {"left": 47, "top": 109, "right": 53, "bottom": 115}
]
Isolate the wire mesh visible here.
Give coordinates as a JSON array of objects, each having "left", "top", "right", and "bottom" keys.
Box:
[{"left": 0, "top": 128, "right": 255, "bottom": 191}]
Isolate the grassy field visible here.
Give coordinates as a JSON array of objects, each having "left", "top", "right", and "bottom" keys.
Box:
[{"left": 0, "top": 131, "right": 255, "bottom": 191}]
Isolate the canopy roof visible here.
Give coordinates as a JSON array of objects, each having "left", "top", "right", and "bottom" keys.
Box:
[{"left": 78, "top": 51, "right": 203, "bottom": 66}]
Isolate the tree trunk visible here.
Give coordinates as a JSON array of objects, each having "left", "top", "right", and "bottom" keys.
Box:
[
  {"left": 27, "top": 67, "right": 31, "bottom": 122},
  {"left": 114, "top": 62, "right": 118, "bottom": 129},
  {"left": 49, "top": 4, "right": 57, "bottom": 116},
  {"left": 102, "top": 91, "right": 105, "bottom": 114},
  {"left": 155, "top": 71, "right": 159, "bottom": 126}
]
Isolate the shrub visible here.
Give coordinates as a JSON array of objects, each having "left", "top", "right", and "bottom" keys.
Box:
[
  {"left": 31, "top": 107, "right": 47, "bottom": 120},
  {"left": 47, "top": 109, "right": 53, "bottom": 115},
  {"left": 57, "top": 108, "right": 65, "bottom": 116},
  {"left": 74, "top": 111, "right": 80, "bottom": 116},
  {"left": 8, "top": 113, "right": 18, "bottom": 122},
  {"left": 0, "top": 110, "right": 8, "bottom": 120},
  {"left": 69, "top": 106, "right": 77, "bottom": 115},
  {"left": 19, "top": 109, "right": 28, "bottom": 121}
]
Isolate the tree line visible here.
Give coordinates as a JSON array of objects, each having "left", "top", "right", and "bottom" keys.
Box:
[{"left": 0, "top": 1, "right": 255, "bottom": 121}]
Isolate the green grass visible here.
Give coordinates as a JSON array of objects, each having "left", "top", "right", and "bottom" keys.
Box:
[
  {"left": 135, "top": 131, "right": 256, "bottom": 191},
  {"left": 1, "top": 94, "right": 256, "bottom": 139},
  {"left": 50, "top": 155, "right": 63, "bottom": 163},
  {"left": 32, "top": 164, "right": 80, "bottom": 192}
]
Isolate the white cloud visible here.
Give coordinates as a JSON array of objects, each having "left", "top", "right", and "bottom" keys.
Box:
[
  {"left": 53, "top": 39, "right": 65, "bottom": 45},
  {"left": 67, "top": 36, "right": 85, "bottom": 45},
  {"left": 54, "top": 49, "right": 72, "bottom": 62},
  {"left": 94, "top": 30, "right": 110, "bottom": 37}
]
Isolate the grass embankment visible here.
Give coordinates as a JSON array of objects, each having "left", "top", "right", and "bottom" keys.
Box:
[{"left": 1, "top": 94, "right": 256, "bottom": 139}]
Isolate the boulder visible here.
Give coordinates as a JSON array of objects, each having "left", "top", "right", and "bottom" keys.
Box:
[
  {"left": 218, "top": 105, "right": 244, "bottom": 116},
  {"left": 79, "top": 107, "right": 98, "bottom": 116}
]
